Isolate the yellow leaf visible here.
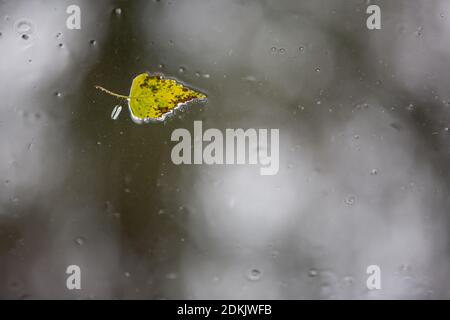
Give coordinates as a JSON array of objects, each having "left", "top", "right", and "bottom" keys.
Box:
[{"left": 95, "top": 72, "right": 207, "bottom": 123}]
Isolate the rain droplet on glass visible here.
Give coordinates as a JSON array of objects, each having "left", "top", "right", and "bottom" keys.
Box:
[
  {"left": 247, "top": 268, "right": 263, "bottom": 281},
  {"left": 111, "top": 105, "right": 122, "bottom": 120}
]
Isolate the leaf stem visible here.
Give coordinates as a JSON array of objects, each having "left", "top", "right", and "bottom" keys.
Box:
[{"left": 95, "top": 85, "right": 130, "bottom": 100}]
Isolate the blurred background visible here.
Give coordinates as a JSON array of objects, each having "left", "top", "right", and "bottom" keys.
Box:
[{"left": 0, "top": 0, "right": 450, "bottom": 299}]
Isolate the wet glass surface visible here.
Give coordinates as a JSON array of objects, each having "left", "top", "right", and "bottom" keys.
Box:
[{"left": 0, "top": 0, "right": 450, "bottom": 299}]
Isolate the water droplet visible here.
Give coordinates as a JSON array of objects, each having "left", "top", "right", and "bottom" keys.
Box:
[
  {"left": 299, "top": 46, "right": 304, "bottom": 52},
  {"left": 158, "top": 63, "right": 164, "bottom": 69},
  {"left": 344, "top": 195, "right": 356, "bottom": 206},
  {"left": 247, "top": 268, "right": 263, "bottom": 281},
  {"left": 195, "top": 72, "right": 201, "bottom": 77},
  {"left": 124, "top": 272, "right": 131, "bottom": 278},
  {"left": 353, "top": 134, "right": 360, "bottom": 140},
  {"left": 114, "top": 8, "right": 122, "bottom": 15},
  {"left": 279, "top": 48, "right": 286, "bottom": 54},
  {"left": 54, "top": 92, "right": 62, "bottom": 97},
  {"left": 56, "top": 32, "right": 62, "bottom": 38},
  {"left": 111, "top": 105, "right": 122, "bottom": 120},
  {"left": 415, "top": 26, "right": 423, "bottom": 37},
  {"left": 270, "top": 46, "right": 277, "bottom": 52},
  {"left": 21, "top": 34, "right": 29, "bottom": 40},
  {"left": 202, "top": 73, "right": 210, "bottom": 79},
  {"left": 315, "top": 67, "right": 321, "bottom": 73},
  {"left": 74, "top": 237, "right": 85, "bottom": 246},
  {"left": 178, "top": 66, "right": 185, "bottom": 73},
  {"left": 370, "top": 169, "right": 378, "bottom": 175},
  {"left": 308, "top": 268, "right": 318, "bottom": 277},
  {"left": 89, "top": 39, "right": 97, "bottom": 46},
  {"left": 58, "top": 43, "right": 64, "bottom": 48},
  {"left": 15, "top": 19, "right": 33, "bottom": 34}
]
